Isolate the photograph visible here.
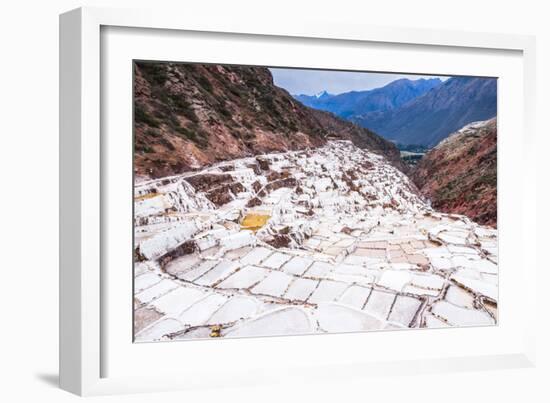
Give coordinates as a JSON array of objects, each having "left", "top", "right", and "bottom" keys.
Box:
[{"left": 132, "top": 61, "right": 498, "bottom": 342}]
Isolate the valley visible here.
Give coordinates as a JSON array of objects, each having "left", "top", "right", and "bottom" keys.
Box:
[
  {"left": 398, "top": 144, "right": 430, "bottom": 167},
  {"left": 134, "top": 141, "right": 497, "bottom": 341}
]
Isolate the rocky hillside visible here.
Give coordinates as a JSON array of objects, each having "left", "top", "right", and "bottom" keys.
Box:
[
  {"left": 134, "top": 62, "right": 403, "bottom": 178},
  {"left": 411, "top": 118, "right": 497, "bottom": 227},
  {"left": 352, "top": 77, "right": 497, "bottom": 147}
]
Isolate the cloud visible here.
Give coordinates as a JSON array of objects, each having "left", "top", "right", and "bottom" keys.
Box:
[{"left": 269, "top": 67, "right": 448, "bottom": 96}]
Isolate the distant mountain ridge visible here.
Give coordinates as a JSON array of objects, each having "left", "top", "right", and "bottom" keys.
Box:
[
  {"left": 351, "top": 77, "right": 497, "bottom": 147},
  {"left": 294, "top": 78, "right": 442, "bottom": 119}
]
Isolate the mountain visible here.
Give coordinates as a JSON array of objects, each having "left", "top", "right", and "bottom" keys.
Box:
[
  {"left": 293, "top": 90, "right": 334, "bottom": 107},
  {"left": 352, "top": 77, "right": 497, "bottom": 147},
  {"left": 133, "top": 62, "right": 404, "bottom": 178},
  {"left": 411, "top": 118, "right": 497, "bottom": 227},
  {"left": 294, "top": 78, "right": 442, "bottom": 119},
  {"left": 314, "top": 90, "right": 332, "bottom": 100}
]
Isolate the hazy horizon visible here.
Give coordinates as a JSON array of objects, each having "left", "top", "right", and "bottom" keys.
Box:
[{"left": 269, "top": 67, "right": 449, "bottom": 96}]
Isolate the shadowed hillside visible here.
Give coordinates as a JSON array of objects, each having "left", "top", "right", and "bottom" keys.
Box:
[
  {"left": 411, "top": 118, "right": 497, "bottom": 227},
  {"left": 352, "top": 77, "right": 497, "bottom": 147}
]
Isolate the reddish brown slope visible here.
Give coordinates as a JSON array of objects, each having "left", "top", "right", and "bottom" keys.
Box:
[
  {"left": 133, "top": 62, "right": 404, "bottom": 178},
  {"left": 411, "top": 118, "right": 497, "bottom": 227}
]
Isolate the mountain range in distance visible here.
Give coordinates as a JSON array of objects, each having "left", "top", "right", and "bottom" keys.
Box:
[
  {"left": 294, "top": 78, "right": 442, "bottom": 120},
  {"left": 293, "top": 76, "right": 497, "bottom": 148}
]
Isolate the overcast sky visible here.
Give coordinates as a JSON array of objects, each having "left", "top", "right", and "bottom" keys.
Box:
[{"left": 269, "top": 68, "right": 449, "bottom": 96}]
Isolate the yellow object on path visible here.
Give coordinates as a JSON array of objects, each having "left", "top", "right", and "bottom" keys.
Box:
[
  {"left": 241, "top": 213, "right": 271, "bottom": 232},
  {"left": 134, "top": 192, "right": 162, "bottom": 201},
  {"left": 210, "top": 325, "right": 222, "bottom": 338}
]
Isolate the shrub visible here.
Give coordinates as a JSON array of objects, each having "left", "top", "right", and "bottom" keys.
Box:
[
  {"left": 196, "top": 75, "right": 213, "bottom": 92},
  {"left": 217, "top": 102, "right": 232, "bottom": 118},
  {"left": 158, "top": 137, "right": 175, "bottom": 151},
  {"left": 138, "top": 62, "right": 168, "bottom": 86},
  {"left": 173, "top": 124, "right": 208, "bottom": 149},
  {"left": 174, "top": 125, "right": 198, "bottom": 141},
  {"left": 136, "top": 144, "right": 154, "bottom": 154},
  {"left": 476, "top": 170, "right": 496, "bottom": 186},
  {"left": 170, "top": 95, "right": 198, "bottom": 122},
  {"left": 145, "top": 128, "right": 160, "bottom": 137},
  {"left": 134, "top": 104, "right": 160, "bottom": 128}
]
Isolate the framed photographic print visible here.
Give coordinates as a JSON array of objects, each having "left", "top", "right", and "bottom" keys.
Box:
[
  {"left": 60, "top": 6, "right": 537, "bottom": 396},
  {"left": 132, "top": 61, "right": 498, "bottom": 342}
]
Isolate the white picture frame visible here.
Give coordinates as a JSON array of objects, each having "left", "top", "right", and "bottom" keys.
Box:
[{"left": 59, "top": 6, "right": 537, "bottom": 396}]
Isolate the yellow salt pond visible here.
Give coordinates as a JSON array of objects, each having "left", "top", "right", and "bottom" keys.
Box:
[
  {"left": 241, "top": 213, "right": 271, "bottom": 232},
  {"left": 134, "top": 192, "right": 163, "bottom": 201}
]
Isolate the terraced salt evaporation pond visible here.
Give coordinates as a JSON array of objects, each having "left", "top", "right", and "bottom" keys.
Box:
[
  {"left": 133, "top": 141, "right": 498, "bottom": 341},
  {"left": 240, "top": 213, "right": 271, "bottom": 232}
]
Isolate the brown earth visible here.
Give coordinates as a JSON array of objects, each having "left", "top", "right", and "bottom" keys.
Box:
[
  {"left": 133, "top": 62, "right": 404, "bottom": 178},
  {"left": 411, "top": 118, "right": 497, "bottom": 227}
]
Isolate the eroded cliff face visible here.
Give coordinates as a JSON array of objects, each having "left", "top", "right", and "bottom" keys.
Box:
[
  {"left": 411, "top": 118, "right": 497, "bottom": 227},
  {"left": 133, "top": 62, "right": 404, "bottom": 179}
]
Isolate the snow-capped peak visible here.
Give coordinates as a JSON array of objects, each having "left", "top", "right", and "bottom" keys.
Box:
[{"left": 314, "top": 90, "right": 330, "bottom": 99}]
